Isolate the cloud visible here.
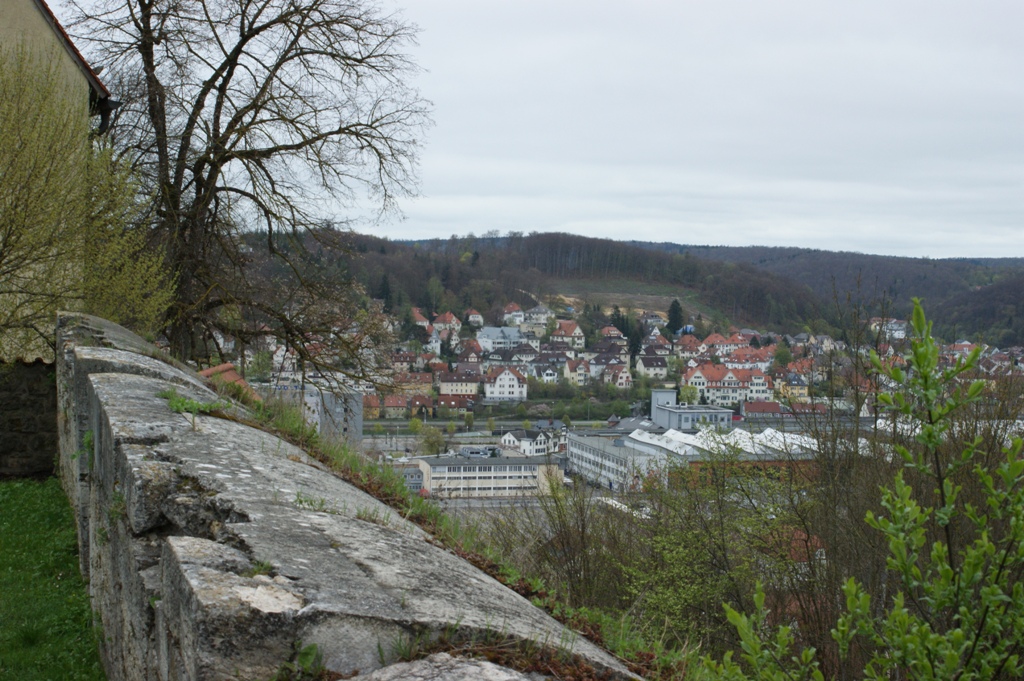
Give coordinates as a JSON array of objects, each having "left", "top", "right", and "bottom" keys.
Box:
[{"left": 383, "top": 0, "right": 1023, "bottom": 257}]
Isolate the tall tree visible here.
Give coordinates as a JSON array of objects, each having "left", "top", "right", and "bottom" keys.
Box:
[
  {"left": 667, "top": 298, "right": 684, "bottom": 334},
  {"left": 628, "top": 325, "right": 643, "bottom": 359},
  {"left": 70, "top": 0, "right": 428, "bottom": 369},
  {"left": 377, "top": 274, "right": 393, "bottom": 313}
]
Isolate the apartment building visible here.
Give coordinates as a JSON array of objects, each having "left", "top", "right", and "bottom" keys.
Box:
[{"left": 415, "top": 456, "right": 560, "bottom": 498}]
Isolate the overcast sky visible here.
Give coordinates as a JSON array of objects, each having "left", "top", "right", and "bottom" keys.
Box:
[{"left": 379, "top": 0, "right": 1023, "bottom": 258}]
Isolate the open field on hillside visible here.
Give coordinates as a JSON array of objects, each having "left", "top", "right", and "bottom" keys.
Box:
[{"left": 553, "top": 279, "right": 723, "bottom": 321}]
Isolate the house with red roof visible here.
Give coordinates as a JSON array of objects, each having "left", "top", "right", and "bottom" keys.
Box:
[
  {"left": 362, "top": 394, "right": 381, "bottom": 420},
  {"left": 432, "top": 311, "right": 462, "bottom": 334},
  {"left": 437, "top": 371, "right": 481, "bottom": 397},
  {"left": 381, "top": 394, "right": 409, "bottom": 419},
  {"left": 199, "top": 363, "right": 261, "bottom": 404},
  {"left": 409, "top": 395, "right": 434, "bottom": 418},
  {"left": 604, "top": 365, "right": 633, "bottom": 390},
  {"left": 564, "top": 359, "right": 591, "bottom": 386},
  {"left": 458, "top": 347, "right": 482, "bottom": 364},
  {"left": 502, "top": 303, "right": 525, "bottom": 326},
  {"left": 483, "top": 367, "right": 528, "bottom": 402},
  {"left": 642, "top": 336, "right": 672, "bottom": 356},
  {"left": 410, "top": 307, "right": 430, "bottom": 328},
  {"left": 675, "top": 335, "right": 705, "bottom": 359},
  {"left": 437, "top": 395, "right": 474, "bottom": 416},
  {"left": 791, "top": 403, "right": 827, "bottom": 416},
  {"left": 683, "top": 364, "right": 773, "bottom": 406},
  {"left": 724, "top": 346, "right": 774, "bottom": 371},
  {"left": 702, "top": 333, "right": 729, "bottom": 352},
  {"left": 391, "top": 351, "right": 418, "bottom": 372},
  {"left": 551, "top": 319, "right": 585, "bottom": 349},
  {"left": 948, "top": 341, "right": 979, "bottom": 358},
  {"left": 785, "top": 357, "right": 818, "bottom": 384},
  {"left": 600, "top": 325, "right": 626, "bottom": 341},
  {"left": 720, "top": 333, "right": 751, "bottom": 353},
  {"left": 742, "top": 401, "right": 784, "bottom": 418},
  {"left": 393, "top": 372, "right": 433, "bottom": 396}
]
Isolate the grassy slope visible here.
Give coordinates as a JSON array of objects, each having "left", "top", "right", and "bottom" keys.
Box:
[
  {"left": 554, "top": 279, "right": 721, "bottom": 319},
  {"left": 0, "top": 478, "right": 105, "bottom": 680}
]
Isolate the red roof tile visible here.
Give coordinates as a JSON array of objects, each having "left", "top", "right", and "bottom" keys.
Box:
[{"left": 199, "top": 363, "right": 261, "bottom": 403}]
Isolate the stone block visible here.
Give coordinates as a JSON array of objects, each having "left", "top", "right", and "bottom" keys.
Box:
[{"left": 56, "top": 315, "right": 637, "bottom": 681}]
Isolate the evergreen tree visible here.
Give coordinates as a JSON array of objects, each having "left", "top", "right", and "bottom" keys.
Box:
[
  {"left": 610, "top": 305, "right": 622, "bottom": 332},
  {"left": 628, "top": 325, "right": 643, "bottom": 359},
  {"left": 667, "top": 299, "right": 684, "bottom": 333},
  {"left": 377, "top": 274, "right": 393, "bottom": 312}
]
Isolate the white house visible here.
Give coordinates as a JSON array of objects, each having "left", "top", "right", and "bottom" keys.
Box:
[
  {"left": 635, "top": 355, "right": 668, "bottom": 380},
  {"left": 551, "top": 320, "right": 586, "bottom": 349},
  {"left": 502, "top": 303, "right": 525, "bottom": 326},
  {"left": 484, "top": 367, "right": 528, "bottom": 402},
  {"left": 432, "top": 311, "right": 462, "bottom": 334},
  {"left": 683, "top": 364, "right": 772, "bottom": 406},
  {"left": 525, "top": 304, "right": 555, "bottom": 325},
  {"left": 538, "top": 367, "right": 560, "bottom": 383},
  {"left": 604, "top": 365, "right": 633, "bottom": 390},
  {"left": 476, "top": 326, "right": 524, "bottom": 352},
  {"left": 501, "top": 429, "right": 551, "bottom": 457},
  {"left": 425, "top": 329, "right": 442, "bottom": 355}
]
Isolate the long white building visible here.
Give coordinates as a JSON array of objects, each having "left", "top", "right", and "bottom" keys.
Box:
[
  {"left": 414, "top": 456, "right": 560, "bottom": 498},
  {"left": 565, "top": 434, "right": 667, "bottom": 491},
  {"left": 567, "top": 427, "right": 818, "bottom": 491}
]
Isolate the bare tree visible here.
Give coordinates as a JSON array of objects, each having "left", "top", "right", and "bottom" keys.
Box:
[{"left": 68, "top": 0, "right": 428, "bottom": 373}]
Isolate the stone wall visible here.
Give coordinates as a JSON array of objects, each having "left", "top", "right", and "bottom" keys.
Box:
[
  {"left": 0, "top": 359, "right": 58, "bottom": 477},
  {"left": 55, "top": 313, "right": 636, "bottom": 681}
]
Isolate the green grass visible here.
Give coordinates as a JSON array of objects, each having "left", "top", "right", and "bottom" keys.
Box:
[{"left": 0, "top": 477, "right": 105, "bottom": 680}]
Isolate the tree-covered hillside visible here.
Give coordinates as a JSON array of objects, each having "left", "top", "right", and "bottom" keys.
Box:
[
  {"left": 932, "top": 271, "right": 1024, "bottom": 346},
  {"left": 244, "top": 231, "right": 1023, "bottom": 343},
  {"left": 626, "top": 243, "right": 1024, "bottom": 342},
  {"left": 630, "top": 243, "right": 1024, "bottom": 317},
  {"left": 348, "top": 232, "right": 825, "bottom": 330}
]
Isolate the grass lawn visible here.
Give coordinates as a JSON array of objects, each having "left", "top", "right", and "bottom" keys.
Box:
[{"left": 0, "top": 477, "right": 105, "bottom": 680}]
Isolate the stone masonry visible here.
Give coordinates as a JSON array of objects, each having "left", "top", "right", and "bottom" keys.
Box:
[
  {"left": 0, "top": 359, "right": 58, "bottom": 477},
  {"left": 55, "top": 313, "right": 637, "bottom": 681}
]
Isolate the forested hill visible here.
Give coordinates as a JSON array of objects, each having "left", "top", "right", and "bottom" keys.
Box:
[
  {"left": 931, "top": 271, "right": 1024, "bottom": 346},
  {"left": 252, "top": 231, "right": 1022, "bottom": 342},
  {"left": 339, "top": 232, "right": 825, "bottom": 330},
  {"left": 629, "top": 243, "right": 1024, "bottom": 318}
]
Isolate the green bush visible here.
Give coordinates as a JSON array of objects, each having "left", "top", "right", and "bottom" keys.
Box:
[{"left": 701, "top": 300, "right": 1024, "bottom": 680}]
